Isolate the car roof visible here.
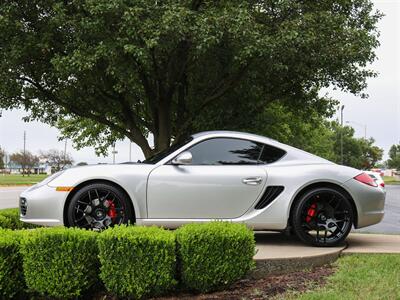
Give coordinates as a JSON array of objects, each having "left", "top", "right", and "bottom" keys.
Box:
[
  {"left": 189, "top": 131, "right": 333, "bottom": 165},
  {"left": 191, "top": 130, "right": 279, "bottom": 144}
]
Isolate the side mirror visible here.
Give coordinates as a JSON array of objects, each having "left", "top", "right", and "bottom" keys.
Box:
[{"left": 171, "top": 151, "right": 192, "bottom": 165}]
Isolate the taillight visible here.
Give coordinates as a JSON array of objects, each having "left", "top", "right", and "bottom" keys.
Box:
[
  {"left": 380, "top": 182, "right": 385, "bottom": 188},
  {"left": 354, "top": 173, "right": 378, "bottom": 187}
]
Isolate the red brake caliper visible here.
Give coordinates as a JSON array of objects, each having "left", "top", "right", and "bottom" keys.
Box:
[
  {"left": 106, "top": 200, "right": 117, "bottom": 219},
  {"left": 306, "top": 203, "right": 317, "bottom": 223}
]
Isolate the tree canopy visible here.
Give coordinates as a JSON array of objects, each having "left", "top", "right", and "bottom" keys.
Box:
[
  {"left": 39, "top": 149, "right": 74, "bottom": 172},
  {"left": 0, "top": 0, "right": 382, "bottom": 157},
  {"left": 10, "top": 150, "right": 40, "bottom": 175},
  {"left": 387, "top": 144, "right": 400, "bottom": 169},
  {"left": 0, "top": 147, "right": 5, "bottom": 169},
  {"left": 324, "top": 123, "right": 383, "bottom": 169}
]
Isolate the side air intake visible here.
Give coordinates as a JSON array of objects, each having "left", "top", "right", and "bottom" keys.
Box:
[{"left": 254, "top": 186, "right": 284, "bottom": 209}]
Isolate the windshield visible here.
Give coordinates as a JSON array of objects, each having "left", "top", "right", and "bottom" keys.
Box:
[{"left": 142, "top": 137, "right": 194, "bottom": 164}]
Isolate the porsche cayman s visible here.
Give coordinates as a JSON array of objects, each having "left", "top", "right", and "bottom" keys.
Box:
[{"left": 20, "top": 131, "right": 385, "bottom": 246}]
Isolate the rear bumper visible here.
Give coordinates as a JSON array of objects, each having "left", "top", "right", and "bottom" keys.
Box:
[
  {"left": 19, "top": 184, "right": 67, "bottom": 226},
  {"left": 343, "top": 179, "right": 385, "bottom": 228}
]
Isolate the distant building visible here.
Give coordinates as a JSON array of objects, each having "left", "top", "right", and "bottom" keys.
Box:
[
  {"left": 3, "top": 160, "right": 52, "bottom": 175},
  {"left": 383, "top": 169, "right": 398, "bottom": 177}
]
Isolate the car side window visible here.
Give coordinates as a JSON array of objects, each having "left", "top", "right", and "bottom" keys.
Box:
[
  {"left": 258, "top": 144, "right": 286, "bottom": 164},
  {"left": 187, "top": 138, "right": 263, "bottom": 165}
]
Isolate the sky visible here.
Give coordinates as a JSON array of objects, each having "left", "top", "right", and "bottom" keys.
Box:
[{"left": 0, "top": 0, "right": 399, "bottom": 164}]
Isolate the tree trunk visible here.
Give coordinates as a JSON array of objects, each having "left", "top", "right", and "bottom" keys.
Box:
[{"left": 153, "top": 97, "right": 172, "bottom": 154}]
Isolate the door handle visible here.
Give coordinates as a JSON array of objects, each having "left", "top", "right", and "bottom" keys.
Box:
[{"left": 242, "top": 177, "right": 263, "bottom": 185}]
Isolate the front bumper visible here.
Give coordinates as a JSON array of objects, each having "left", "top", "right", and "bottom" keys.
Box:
[
  {"left": 343, "top": 179, "right": 386, "bottom": 228},
  {"left": 19, "top": 184, "right": 68, "bottom": 226}
]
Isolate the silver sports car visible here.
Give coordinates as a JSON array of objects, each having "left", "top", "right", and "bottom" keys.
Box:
[{"left": 20, "top": 131, "right": 385, "bottom": 246}]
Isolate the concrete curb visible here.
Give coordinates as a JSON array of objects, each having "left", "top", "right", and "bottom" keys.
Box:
[
  {"left": 249, "top": 232, "right": 400, "bottom": 279},
  {"left": 249, "top": 247, "right": 344, "bottom": 279},
  {"left": 343, "top": 233, "right": 400, "bottom": 254}
]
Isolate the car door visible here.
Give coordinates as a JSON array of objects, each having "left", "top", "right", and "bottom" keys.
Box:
[{"left": 147, "top": 138, "right": 268, "bottom": 219}]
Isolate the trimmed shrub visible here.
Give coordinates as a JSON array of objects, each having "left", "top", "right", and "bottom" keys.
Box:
[
  {"left": 20, "top": 227, "right": 99, "bottom": 298},
  {"left": 0, "top": 229, "right": 25, "bottom": 299},
  {"left": 98, "top": 225, "right": 176, "bottom": 299},
  {"left": 0, "top": 208, "right": 38, "bottom": 230},
  {"left": 176, "top": 222, "right": 255, "bottom": 292}
]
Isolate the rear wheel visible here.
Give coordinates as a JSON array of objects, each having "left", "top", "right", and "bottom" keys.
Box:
[
  {"left": 67, "top": 183, "right": 134, "bottom": 230},
  {"left": 291, "top": 187, "right": 353, "bottom": 247}
]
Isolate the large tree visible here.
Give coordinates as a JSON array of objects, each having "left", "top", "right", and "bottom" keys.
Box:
[
  {"left": 387, "top": 144, "right": 400, "bottom": 169},
  {"left": 0, "top": 0, "right": 381, "bottom": 157},
  {"left": 0, "top": 147, "right": 5, "bottom": 169},
  {"left": 193, "top": 100, "right": 338, "bottom": 161},
  {"left": 358, "top": 138, "right": 384, "bottom": 169},
  {"left": 10, "top": 151, "right": 40, "bottom": 175},
  {"left": 330, "top": 123, "right": 383, "bottom": 169},
  {"left": 39, "top": 149, "right": 74, "bottom": 172}
]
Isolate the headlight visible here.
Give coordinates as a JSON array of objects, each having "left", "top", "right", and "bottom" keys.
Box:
[{"left": 27, "top": 171, "right": 65, "bottom": 191}]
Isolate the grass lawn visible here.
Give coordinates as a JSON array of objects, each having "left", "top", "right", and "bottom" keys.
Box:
[
  {"left": 282, "top": 254, "right": 400, "bottom": 300},
  {"left": 383, "top": 176, "right": 400, "bottom": 185},
  {"left": 0, "top": 174, "right": 48, "bottom": 186}
]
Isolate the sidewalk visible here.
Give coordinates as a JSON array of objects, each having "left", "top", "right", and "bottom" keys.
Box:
[
  {"left": 344, "top": 233, "right": 400, "bottom": 254},
  {"left": 254, "top": 232, "right": 344, "bottom": 260},
  {"left": 251, "top": 231, "right": 399, "bottom": 278}
]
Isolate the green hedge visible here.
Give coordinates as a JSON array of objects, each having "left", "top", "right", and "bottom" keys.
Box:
[
  {"left": 0, "top": 211, "right": 256, "bottom": 299},
  {"left": 0, "top": 229, "right": 25, "bottom": 299},
  {"left": 98, "top": 225, "right": 177, "bottom": 299},
  {"left": 0, "top": 208, "right": 38, "bottom": 230},
  {"left": 20, "top": 227, "right": 99, "bottom": 298},
  {"left": 176, "top": 222, "right": 255, "bottom": 292}
]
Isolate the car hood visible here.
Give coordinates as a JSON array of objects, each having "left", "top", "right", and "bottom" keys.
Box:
[{"left": 47, "top": 163, "right": 155, "bottom": 188}]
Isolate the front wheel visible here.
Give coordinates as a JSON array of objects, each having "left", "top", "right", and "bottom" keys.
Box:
[
  {"left": 291, "top": 187, "right": 353, "bottom": 247},
  {"left": 67, "top": 183, "right": 134, "bottom": 230}
]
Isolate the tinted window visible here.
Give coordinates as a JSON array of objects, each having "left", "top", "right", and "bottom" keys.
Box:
[
  {"left": 143, "top": 137, "right": 193, "bottom": 164},
  {"left": 188, "top": 138, "right": 263, "bottom": 165},
  {"left": 258, "top": 144, "right": 286, "bottom": 164}
]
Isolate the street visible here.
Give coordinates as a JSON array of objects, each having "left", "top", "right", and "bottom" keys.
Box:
[
  {"left": 355, "top": 185, "right": 400, "bottom": 234},
  {"left": 0, "top": 186, "right": 27, "bottom": 209},
  {"left": 0, "top": 185, "right": 399, "bottom": 233}
]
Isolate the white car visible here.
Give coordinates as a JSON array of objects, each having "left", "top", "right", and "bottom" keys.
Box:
[{"left": 20, "top": 131, "right": 385, "bottom": 246}]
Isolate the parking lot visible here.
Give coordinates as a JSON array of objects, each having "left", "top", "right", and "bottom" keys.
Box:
[{"left": 355, "top": 185, "right": 400, "bottom": 234}]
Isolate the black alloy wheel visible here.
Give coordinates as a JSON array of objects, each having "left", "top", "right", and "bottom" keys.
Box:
[
  {"left": 291, "top": 187, "right": 353, "bottom": 247},
  {"left": 67, "top": 183, "right": 134, "bottom": 230}
]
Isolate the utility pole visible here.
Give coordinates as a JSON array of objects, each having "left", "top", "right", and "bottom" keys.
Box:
[
  {"left": 364, "top": 125, "right": 367, "bottom": 140},
  {"left": 340, "top": 105, "right": 345, "bottom": 165},
  {"left": 112, "top": 144, "right": 118, "bottom": 164},
  {"left": 346, "top": 121, "right": 367, "bottom": 139},
  {"left": 129, "top": 142, "right": 132, "bottom": 162},
  {"left": 23, "top": 131, "right": 26, "bottom": 176},
  {"left": 64, "top": 139, "right": 67, "bottom": 169}
]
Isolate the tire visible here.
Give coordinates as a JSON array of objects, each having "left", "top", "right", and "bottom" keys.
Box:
[
  {"left": 291, "top": 187, "right": 353, "bottom": 247},
  {"left": 66, "top": 183, "right": 134, "bottom": 230}
]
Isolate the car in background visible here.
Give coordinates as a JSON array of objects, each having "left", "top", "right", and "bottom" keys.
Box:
[
  {"left": 371, "top": 168, "right": 384, "bottom": 177},
  {"left": 366, "top": 171, "right": 385, "bottom": 189}
]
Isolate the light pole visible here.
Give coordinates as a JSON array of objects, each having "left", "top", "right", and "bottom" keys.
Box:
[
  {"left": 63, "top": 139, "right": 67, "bottom": 169},
  {"left": 112, "top": 144, "right": 118, "bottom": 164},
  {"left": 340, "top": 105, "right": 345, "bottom": 165},
  {"left": 129, "top": 141, "right": 132, "bottom": 162},
  {"left": 346, "top": 121, "right": 367, "bottom": 139},
  {"left": 23, "top": 131, "right": 26, "bottom": 176}
]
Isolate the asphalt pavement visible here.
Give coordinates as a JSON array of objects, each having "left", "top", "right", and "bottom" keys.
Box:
[
  {"left": 354, "top": 185, "right": 400, "bottom": 234},
  {"left": 0, "top": 185, "right": 399, "bottom": 234},
  {"left": 0, "top": 186, "right": 27, "bottom": 209}
]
